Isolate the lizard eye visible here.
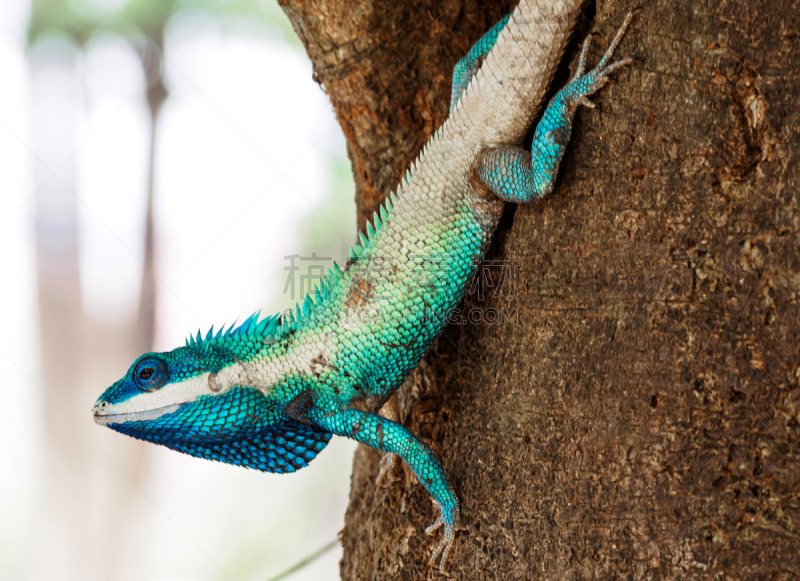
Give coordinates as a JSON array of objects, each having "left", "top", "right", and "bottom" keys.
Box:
[{"left": 132, "top": 357, "right": 167, "bottom": 391}]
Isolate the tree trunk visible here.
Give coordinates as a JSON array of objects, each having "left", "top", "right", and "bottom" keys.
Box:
[{"left": 279, "top": 0, "right": 800, "bottom": 578}]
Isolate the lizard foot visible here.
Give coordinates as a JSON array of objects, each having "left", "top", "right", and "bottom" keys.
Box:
[
  {"left": 425, "top": 500, "right": 460, "bottom": 571},
  {"left": 565, "top": 9, "right": 638, "bottom": 107},
  {"left": 375, "top": 452, "right": 398, "bottom": 487}
]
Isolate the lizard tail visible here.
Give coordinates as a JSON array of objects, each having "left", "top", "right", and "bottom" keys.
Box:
[{"left": 450, "top": 0, "right": 584, "bottom": 147}]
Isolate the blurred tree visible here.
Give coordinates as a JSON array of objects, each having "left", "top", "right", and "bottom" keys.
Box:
[
  {"left": 26, "top": 1, "right": 297, "bottom": 578},
  {"left": 27, "top": 0, "right": 163, "bottom": 575},
  {"left": 278, "top": 0, "right": 800, "bottom": 578},
  {"left": 28, "top": 32, "right": 91, "bottom": 580},
  {"left": 27, "top": 0, "right": 299, "bottom": 355}
]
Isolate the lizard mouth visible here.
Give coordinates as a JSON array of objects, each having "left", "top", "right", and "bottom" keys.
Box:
[{"left": 93, "top": 404, "right": 182, "bottom": 426}]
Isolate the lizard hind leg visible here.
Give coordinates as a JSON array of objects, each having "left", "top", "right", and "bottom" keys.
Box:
[
  {"left": 476, "top": 11, "right": 637, "bottom": 204},
  {"left": 450, "top": 13, "right": 511, "bottom": 113}
]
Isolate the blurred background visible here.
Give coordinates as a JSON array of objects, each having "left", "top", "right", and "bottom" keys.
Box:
[{"left": 0, "top": 0, "right": 358, "bottom": 579}]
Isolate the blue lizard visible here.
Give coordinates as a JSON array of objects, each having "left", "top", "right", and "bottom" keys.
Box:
[{"left": 93, "top": 1, "right": 636, "bottom": 569}]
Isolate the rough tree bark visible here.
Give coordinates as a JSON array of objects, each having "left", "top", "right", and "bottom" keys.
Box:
[{"left": 278, "top": 0, "right": 800, "bottom": 578}]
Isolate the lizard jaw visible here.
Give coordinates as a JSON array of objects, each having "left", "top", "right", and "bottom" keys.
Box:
[
  {"left": 93, "top": 403, "right": 182, "bottom": 426},
  {"left": 93, "top": 372, "right": 213, "bottom": 426}
]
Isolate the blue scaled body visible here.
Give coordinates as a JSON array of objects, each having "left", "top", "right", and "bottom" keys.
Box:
[{"left": 93, "top": 2, "right": 636, "bottom": 569}]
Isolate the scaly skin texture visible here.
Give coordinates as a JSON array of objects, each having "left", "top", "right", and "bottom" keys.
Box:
[{"left": 93, "top": 1, "right": 636, "bottom": 569}]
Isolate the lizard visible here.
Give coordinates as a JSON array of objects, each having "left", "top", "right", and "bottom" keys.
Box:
[{"left": 93, "top": 0, "right": 636, "bottom": 569}]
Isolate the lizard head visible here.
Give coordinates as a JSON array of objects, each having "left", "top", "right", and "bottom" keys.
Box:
[
  {"left": 93, "top": 313, "right": 273, "bottom": 430},
  {"left": 92, "top": 343, "right": 238, "bottom": 429},
  {"left": 91, "top": 312, "right": 333, "bottom": 473}
]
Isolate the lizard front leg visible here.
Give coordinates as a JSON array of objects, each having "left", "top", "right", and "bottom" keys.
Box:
[
  {"left": 311, "top": 407, "right": 459, "bottom": 569},
  {"left": 477, "top": 11, "right": 637, "bottom": 203}
]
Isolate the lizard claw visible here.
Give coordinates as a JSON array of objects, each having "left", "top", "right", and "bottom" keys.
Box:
[
  {"left": 425, "top": 500, "right": 459, "bottom": 571},
  {"left": 596, "top": 10, "right": 638, "bottom": 71},
  {"left": 566, "top": 10, "right": 637, "bottom": 107},
  {"left": 375, "top": 452, "right": 397, "bottom": 487}
]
